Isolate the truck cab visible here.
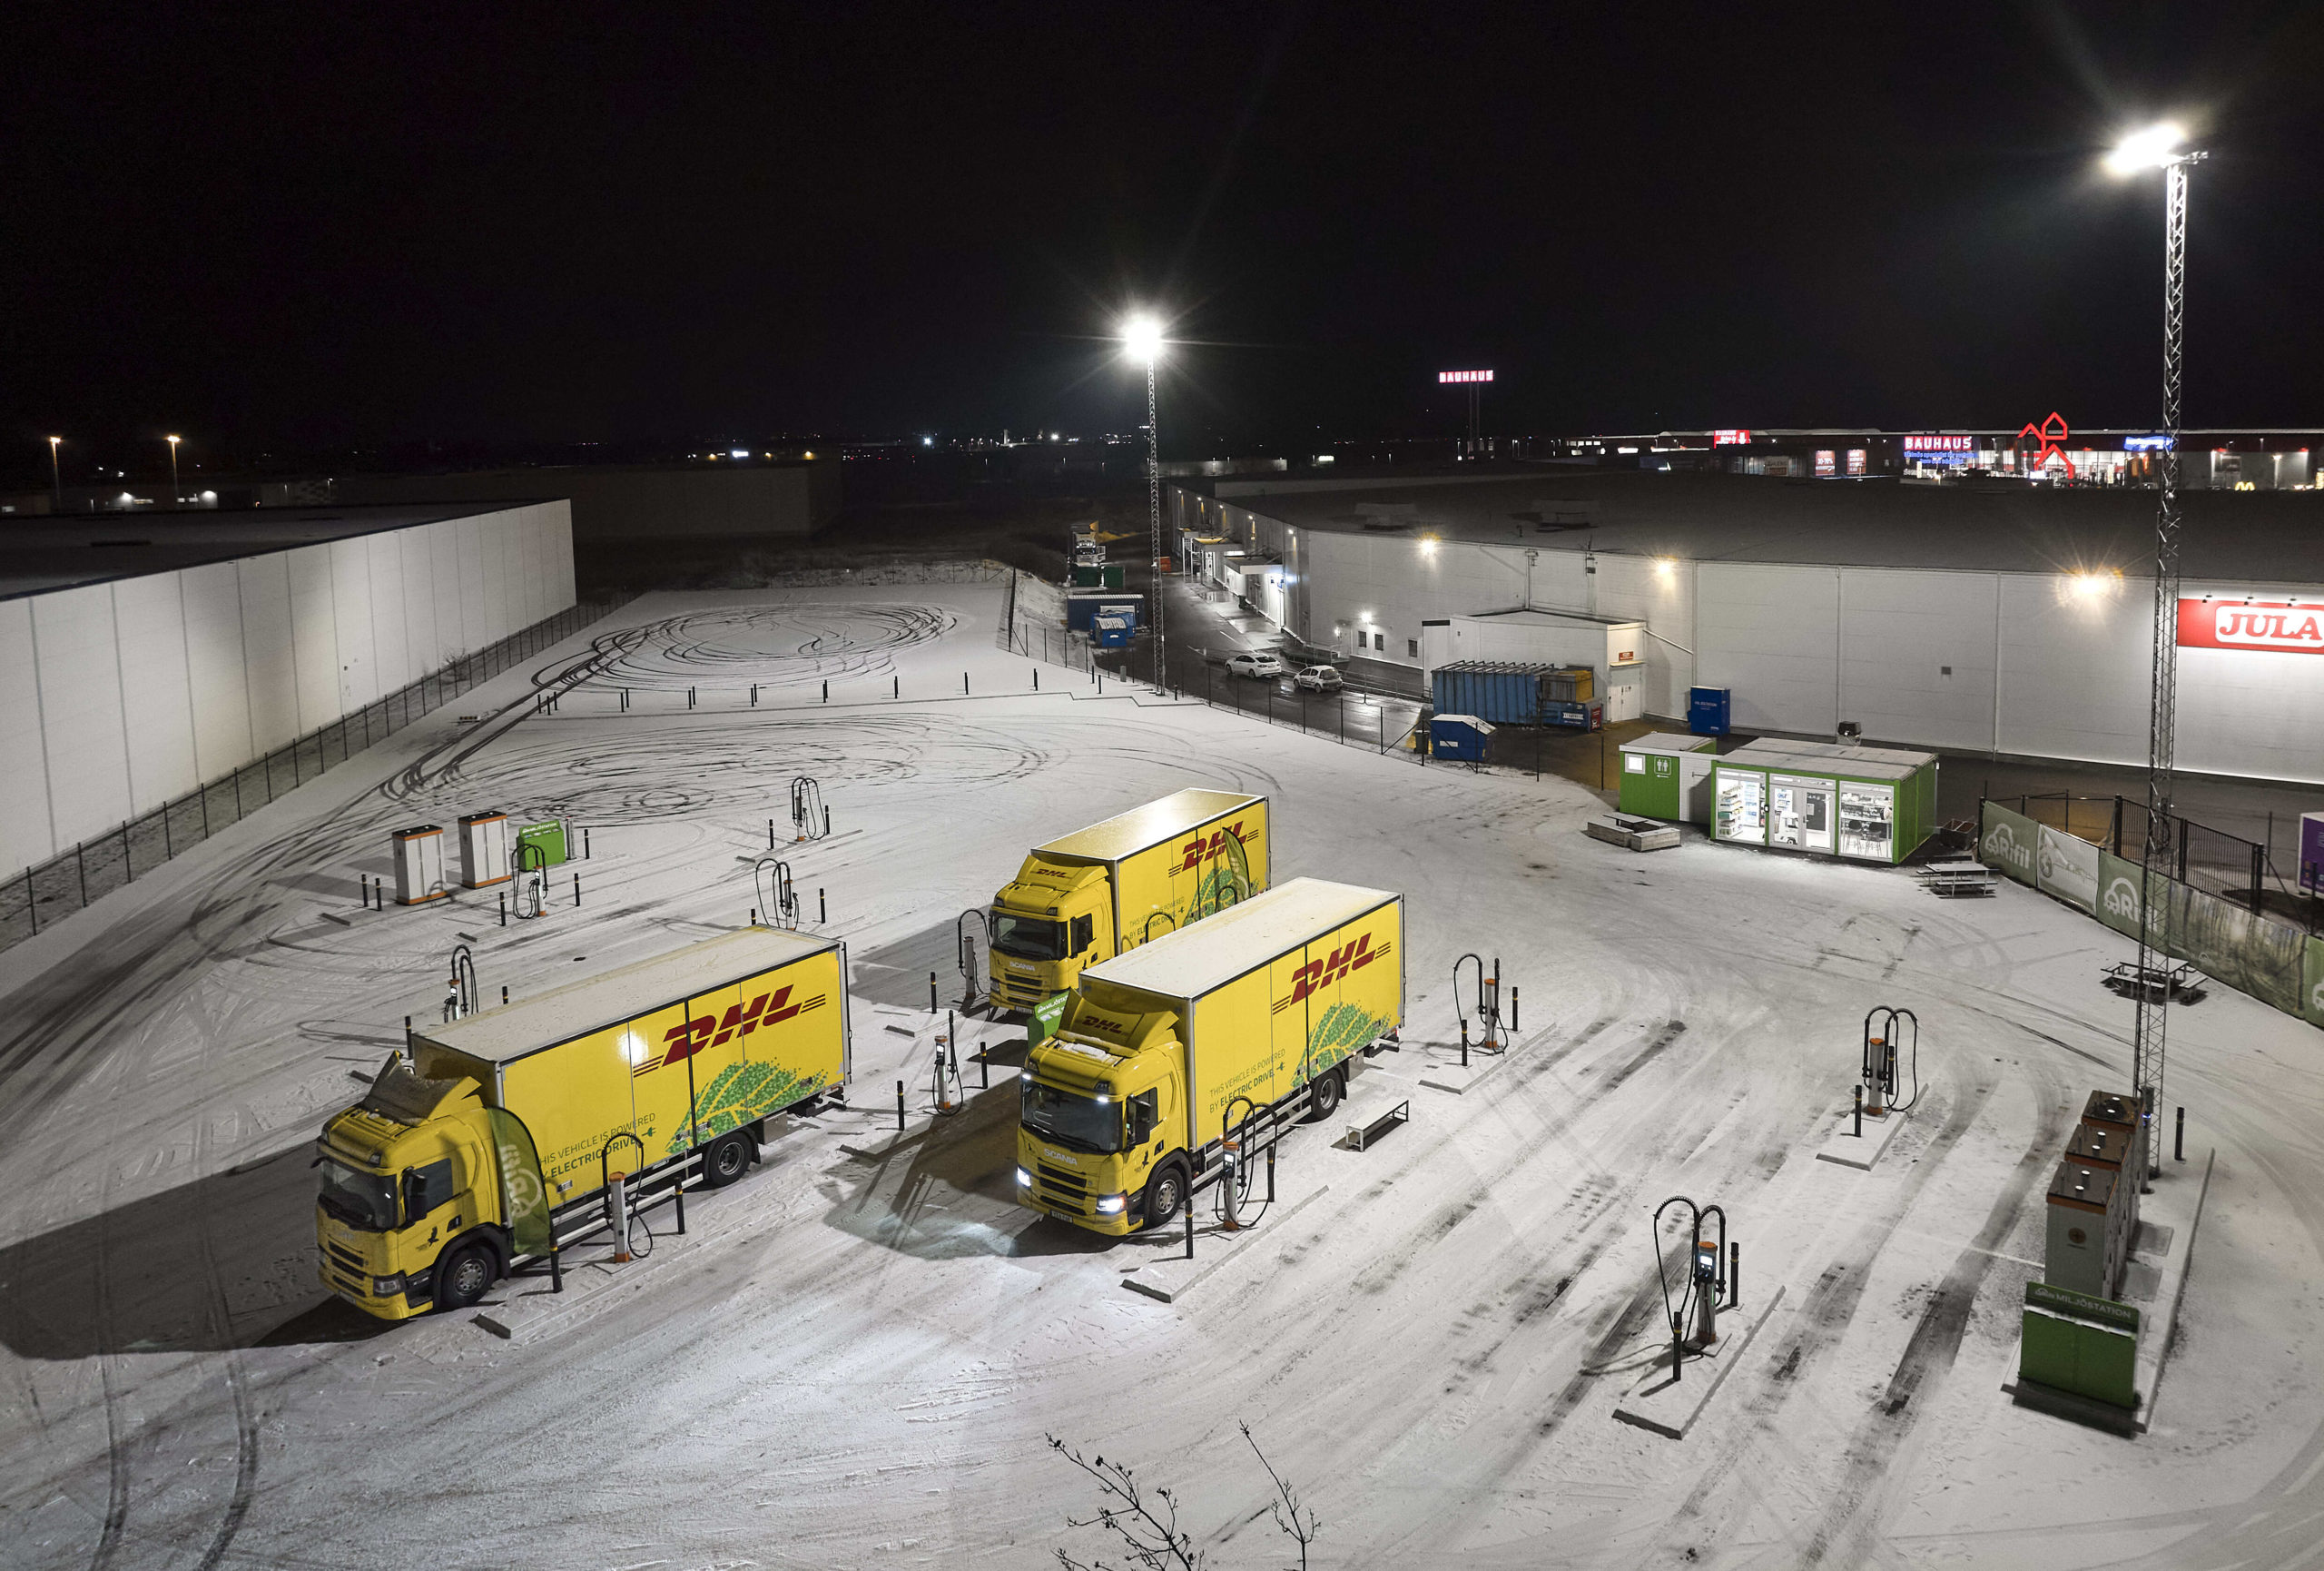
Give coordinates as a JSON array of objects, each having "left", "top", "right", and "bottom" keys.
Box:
[
  {"left": 315, "top": 1061, "right": 506, "bottom": 1321},
  {"left": 987, "top": 856, "right": 1114, "bottom": 1015},
  {"left": 1015, "top": 997, "right": 1185, "bottom": 1237}
]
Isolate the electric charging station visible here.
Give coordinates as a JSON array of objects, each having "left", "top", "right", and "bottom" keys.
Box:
[
  {"left": 1650, "top": 1195, "right": 1732, "bottom": 1378},
  {"left": 1860, "top": 1005, "right": 1922, "bottom": 1119},
  {"left": 753, "top": 855, "right": 800, "bottom": 929},
  {"left": 790, "top": 776, "right": 830, "bottom": 842},
  {"left": 1453, "top": 952, "right": 1516, "bottom": 1061}
]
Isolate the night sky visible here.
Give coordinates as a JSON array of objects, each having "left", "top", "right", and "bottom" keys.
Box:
[{"left": 6, "top": 3, "right": 2319, "bottom": 475}]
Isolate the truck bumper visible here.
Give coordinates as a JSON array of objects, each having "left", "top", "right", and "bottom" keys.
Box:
[{"left": 319, "top": 1260, "right": 430, "bottom": 1321}]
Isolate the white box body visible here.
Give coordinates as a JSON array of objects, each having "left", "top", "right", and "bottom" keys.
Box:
[{"left": 394, "top": 825, "right": 448, "bottom": 905}]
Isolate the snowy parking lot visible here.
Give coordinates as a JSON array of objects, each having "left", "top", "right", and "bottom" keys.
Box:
[{"left": 2, "top": 576, "right": 2319, "bottom": 1570}]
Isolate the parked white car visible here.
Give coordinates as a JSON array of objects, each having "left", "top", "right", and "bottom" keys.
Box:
[
  {"left": 1293, "top": 665, "right": 1344, "bottom": 692},
  {"left": 1226, "top": 652, "right": 1287, "bottom": 679}
]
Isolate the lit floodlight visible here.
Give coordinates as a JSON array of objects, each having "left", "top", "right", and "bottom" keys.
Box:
[
  {"left": 2105, "top": 122, "right": 2187, "bottom": 175},
  {"left": 1121, "top": 313, "right": 1166, "bottom": 365}
]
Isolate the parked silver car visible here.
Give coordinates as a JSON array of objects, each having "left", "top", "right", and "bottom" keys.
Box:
[
  {"left": 1226, "top": 651, "right": 1288, "bottom": 678},
  {"left": 1293, "top": 665, "right": 1344, "bottom": 692}
]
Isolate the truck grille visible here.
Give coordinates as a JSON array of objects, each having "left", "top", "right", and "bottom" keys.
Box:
[
  {"left": 327, "top": 1242, "right": 366, "bottom": 1272},
  {"left": 1038, "top": 1162, "right": 1088, "bottom": 1210}
]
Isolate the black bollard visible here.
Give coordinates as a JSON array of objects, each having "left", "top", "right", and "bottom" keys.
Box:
[
  {"left": 499, "top": 891, "right": 507, "bottom": 926},
  {"left": 1460, "top": 1020, "right": 1469, "bottom": 1068},
  {"left": 584, "top": 828, "right": 591, "bottom": 860},
  {"left": 1854, "top": 1083, "right": 1863, "bottom": 1138},
  {"left": 819, "top": 887, "right": 826, "bottom": 924},
  {"left": 501, "top": 985, "right": 508, "bottom": 1006},
  {"left": 896, "top": 1079, "right": 905, "bottom": 1131},
  {"left": 929, "top": 971, "right": 938, "bottom": 1013},
  {"left": 822, "top": 680, "right": 828, "bottom": 703},
  {"left": 2175, "top": 1105, "right": 2185, "bottom": 1161},
  {"left": 573, "top": 874, "right": 581, "bottom": 906},
  {"left": 1730, "top": 1241, "right": 1740, "bottom": 1309},
  {"left": 822, "top": 805, "right": 830, "bottom": 837}
]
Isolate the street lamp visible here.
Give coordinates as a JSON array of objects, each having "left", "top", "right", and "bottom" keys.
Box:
[
  {"left": 2106, "top": 120, "right": 2204, "bottom": 1171},
  {"left": 1121, "top": 312, "right": 1167, "bottom": 691},
  {"left": 166, "top": 435, "right": 182, "bottom": 504},
  {"left": 47, "top": 436, "right": 63, "bottom": 509}
]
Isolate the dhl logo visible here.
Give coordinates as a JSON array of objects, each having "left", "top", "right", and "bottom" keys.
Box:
[
  {"left": 1177, "top": 820, "right": 1251, "bottom": 873},
  {"left": 1275, "top": 933, "right": 1383, "bottom": 1010},
  {"left": 635, "top": 985, "right": 824, "bottom": 1074}
]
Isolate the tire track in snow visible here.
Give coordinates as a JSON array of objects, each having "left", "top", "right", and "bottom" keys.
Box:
[{"left": 1797, "top": 1052, "right": 2072, "bottom": 1566}]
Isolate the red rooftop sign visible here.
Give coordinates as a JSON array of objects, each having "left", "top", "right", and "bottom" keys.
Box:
[
  {"left": 1437, "top": 370, "right": 1493, "bottom": 384},
  {"left": 1711, "top": 429, "right": 1751, "bottom": 445},
  {"left": 2178, "top": 599, "right": 2324, "bottom": 656}
]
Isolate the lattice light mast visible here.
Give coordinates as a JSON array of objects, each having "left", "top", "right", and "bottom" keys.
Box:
[
  {"left": 1120, "top": 314, "right": 1168, "bottom": 692},
  {"left": 2105, "top": 123, "right": 2204, "bottom": 1176}
]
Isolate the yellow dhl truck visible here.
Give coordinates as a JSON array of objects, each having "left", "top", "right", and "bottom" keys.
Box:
[
  {"left": 314, "top": 929, "right": 850, "bottom": 1320},
  {"left": 987, "top": 788, "right": 1269, "bottom": 1025},
  {"left": 1014, "top": 877, "right": 1402, "bottom": 1235}
]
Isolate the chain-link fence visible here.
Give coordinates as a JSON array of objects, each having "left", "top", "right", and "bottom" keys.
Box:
[
  {"left": 1979, "top": 798, "right": 2324, "bottom": 1031},
  {"left": 1992, "top": 792, "right": 2295, "bottom": 923},
  {"left": 0, "top": 597, "right": 627, "bottom": 955}
]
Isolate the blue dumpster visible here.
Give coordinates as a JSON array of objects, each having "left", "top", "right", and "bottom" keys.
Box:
[{"left": 1430, "top": 714, "right": 1494, "bottom": 764}]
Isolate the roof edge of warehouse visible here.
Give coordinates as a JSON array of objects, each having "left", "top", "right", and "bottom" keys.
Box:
[{"left": 0, "top": 499, "right": 565, "bottom": 602}]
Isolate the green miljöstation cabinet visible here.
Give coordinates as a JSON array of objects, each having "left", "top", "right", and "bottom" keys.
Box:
[
  {"left": 1709, "top": 739, "right": 1938, "bottom": 865},
  {"left": 1615, "top": 732, "right": 1718, "bottom": 823}
]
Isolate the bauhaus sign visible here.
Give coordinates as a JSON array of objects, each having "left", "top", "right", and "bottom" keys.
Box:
[{"left": 2177, "top": 599, "right": 2324, "bottom": 655}]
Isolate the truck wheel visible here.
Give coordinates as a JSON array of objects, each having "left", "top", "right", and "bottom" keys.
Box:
[
  {"left": 1305, "top": 1067, "right": 1345, "bottom": 1121},
  {"left": 435, "top": 1243, "right": 495, "bottom": 1310},
  {"left": 700, "top": 1131, "right": 755, "bottom": 1188},
  {"left": 1141, "top": 1164, "right": 1187, "bottom": 1230}
]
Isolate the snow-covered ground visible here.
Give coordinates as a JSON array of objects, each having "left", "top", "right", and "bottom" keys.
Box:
[{"left": 2, "top": 578, "right": 2319, "bottom": 1571}]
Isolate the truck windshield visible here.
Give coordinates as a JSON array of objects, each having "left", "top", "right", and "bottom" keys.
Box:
[
  {"left": 317, "top": 1158, "right": 399, "bottom": 1231},
  {"left": 991, "top": 911, "right": 1066, "bottom": 961},
  {"left": 1020, "top": 1079, "right": 1121, "bottom": 1154}
]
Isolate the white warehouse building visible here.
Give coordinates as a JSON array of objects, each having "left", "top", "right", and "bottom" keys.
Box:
[
  {"left": 1174, "top": 469, "right": 2324, "bottom": 785},
  {"left": 0, "top": 500, "right": 575, "bottom": 873}
]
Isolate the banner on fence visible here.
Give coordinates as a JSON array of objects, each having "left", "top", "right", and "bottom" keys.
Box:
[
  {"left": 2094, "top": 850, "right": 2158, "bottom": 943},
  {"left": 2171, "top": 880, "right": 2306, "bottom": 1015},
  {"left": 2305, "top": 936, "right": 2324, "bottom": 1029},
  {"left": 1980, "top": 803, "right": 2040, "bottom": 886},
  {"left": 2037, "top": 825, "right": 2102, "bottom": 914}
]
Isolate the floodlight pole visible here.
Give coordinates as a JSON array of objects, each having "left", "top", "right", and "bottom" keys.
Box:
[
  {"left": 1147, "top": 356, "right": 1166, "bottom": 692},
  {"left": 2132, "top": 148, "right": 2201, "bottom": 1171}
]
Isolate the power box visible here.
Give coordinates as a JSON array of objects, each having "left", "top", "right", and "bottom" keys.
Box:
[
  {"left": 1689, "top": 687, "right": 1731, "bottom": 736},
  {"left": 458, "top": 811, "right": 513, "bottom": 889},
  {"left": 515, "top": 818, "right": 570, "bottom": 870},
  {"left": 393, "top": 825, "right": 448, "bottom": 905}
]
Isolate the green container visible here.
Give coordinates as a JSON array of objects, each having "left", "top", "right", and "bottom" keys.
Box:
[
  {"left": 515, "top": 818, "right": 569, "bottom": 869},
  {"left": 1069, "top": 564, "right": 1125, "bottom": 588},
  {"left": 1616, "top": 732, "right": 1717, "bottom": 822},
  {"left": 2020, "top": 1282, "right": 2139, "bottom": 1410},
  {"left": 1709, "top": 740, "right": 1937, "bottom": 864}
]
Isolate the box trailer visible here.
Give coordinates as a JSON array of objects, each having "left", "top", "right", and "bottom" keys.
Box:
[
  {"left": 1617, "top": 732, "right": 1719, "bottom": 823},
  {"left": 1709, "top": 739, "right": 1938, "bottom": 863},
  {"left": 988, "top": 788, "right": 1269, "bottom": 1024},
  {"left": 1067, "top": 590, "right": 1143, "bottom": 632},
  {"left": 314, "top": 929, "right": 850, "bottom": 1321},
  {"left": 1016, "top": 878, "right": 1403, "bottom": 1237}
]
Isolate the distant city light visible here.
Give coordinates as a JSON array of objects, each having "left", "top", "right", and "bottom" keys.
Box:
[
  {"left": 730, "top": 448, "right": 749, "bottom": 459},
  {"left": 1437, "top": 370, "right": 1493, "bottom": 384},
  {"left": 922, "top": 435, "right": 934, "bottom": 448}
]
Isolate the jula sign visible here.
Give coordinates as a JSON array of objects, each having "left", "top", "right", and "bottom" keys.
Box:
[{"left": 2176, "top": 599, "right": 2324, "bottom": 656}]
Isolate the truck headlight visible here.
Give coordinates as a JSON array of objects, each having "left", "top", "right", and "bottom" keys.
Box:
[
  {"left": 1015, "top": 1166, "right": 1032, "bottom": 1189},
  {"left": 371, "top": 1274, "right": 405, "bottom": 1297},
  {"left": 1096, "top": 1193, "right": 1127, "bottom": 1215}
]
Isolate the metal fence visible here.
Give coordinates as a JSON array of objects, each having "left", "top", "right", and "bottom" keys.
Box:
[
  {"left": 0, "top": 597, "right": 628, "bottom": 955},
  {"left": 1990, "top": 792, "right": 2295, "bottom": 923}
]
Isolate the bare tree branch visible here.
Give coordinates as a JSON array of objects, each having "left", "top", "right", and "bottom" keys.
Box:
[
  {"left": 1048, "top": 1434, "right": 1205, "bottom": 1571},
  {"left": 1240, "top": 1421, "right": 1320, "bottom": 1571}
]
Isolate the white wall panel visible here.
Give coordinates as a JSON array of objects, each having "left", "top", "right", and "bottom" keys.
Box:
[
  {"left": 367, "top": 532, "right": 411, "bottom": 692},
  {"left": 112, "top": 575, "right": 200, "bottom": 809},
  {"left": 328, "top": 539, "right": 378, "bottom": 709},
  {"left": 33, "top": 586, "right": 133, "bottom": 845},
  {"left": 0, "top": 502, "right": 585, "bottom": 867},
  {"left": 1836, "top": 568, "right": 1999, "bottom": 752},
  {"left": 237, "top": 555, "right": 300, "bottom": 755},
  {"left": 1994, "top": 574, "right": 2149, "bottom": 767},
  {"left": 0, "top": 601, "right": 54, "bottom": 872},
  {"left": 1697, "top": 563, "right": 1841, "bottom": 735},
  {"left": 181, "top": 563, "right": 253, "bottom": 779},
  {"left": 1594, "top": 555, "right": 1695, "bottom": 718},
  {"left": 456, "top": 518, "right": 488, "bottom": 653}
]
